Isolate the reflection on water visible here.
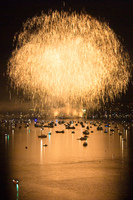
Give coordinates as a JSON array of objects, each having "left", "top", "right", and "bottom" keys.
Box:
[
  {"left": 0, "top": 119, "right": 133, "bottom": 200},
  {"left": 16, "top": 184, "right": 19, "bottom": 200}
]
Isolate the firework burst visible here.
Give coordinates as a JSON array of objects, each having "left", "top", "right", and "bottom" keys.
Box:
[{"left": 7, "top": 10, "right": 131, "bottom": 114}]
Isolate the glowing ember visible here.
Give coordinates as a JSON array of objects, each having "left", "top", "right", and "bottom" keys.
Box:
[{"left": 7, "top": 10, "right": 131, "bottom": 113}]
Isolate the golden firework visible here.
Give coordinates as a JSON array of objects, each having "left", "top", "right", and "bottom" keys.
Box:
[{"left": 7, "top": 10, "right": 131, "bottom": 114}]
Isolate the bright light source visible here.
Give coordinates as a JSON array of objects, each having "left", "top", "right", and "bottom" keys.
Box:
[{"left": 7, "top": 11, "right": 131, "bottom": 113}]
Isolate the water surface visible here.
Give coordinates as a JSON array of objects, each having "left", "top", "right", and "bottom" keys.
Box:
[{"left": 0, "top": 119, "right": 133, "bottom": 200}]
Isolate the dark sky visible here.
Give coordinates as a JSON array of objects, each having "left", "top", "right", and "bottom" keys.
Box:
[{"left": 0, "top": 0, "right": 133, "bottom": 105}]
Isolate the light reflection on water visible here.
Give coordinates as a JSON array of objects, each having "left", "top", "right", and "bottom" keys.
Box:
[{"left": 1, "top": 120, "right": 133, "bottom": 200}]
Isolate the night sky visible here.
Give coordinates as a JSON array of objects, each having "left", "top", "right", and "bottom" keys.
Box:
[{"left": 0, "top": 0, "right": 133, "bottom": 109}]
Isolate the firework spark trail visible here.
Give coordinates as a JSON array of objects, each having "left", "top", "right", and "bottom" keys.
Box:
[{"left": 7, "top": 11, "right": 131, "bottom": 112}]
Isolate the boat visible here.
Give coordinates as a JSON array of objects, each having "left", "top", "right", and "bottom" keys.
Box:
[
  {"left": 13, "top": 179, "right": 19, "bottom": 185},
  {"left": 83, "top": 142, "right": 88, "bottom": 146},
  {"left": 43, "top": 144, "right": 48, "bottom": 147},
  {"left": 56, "top": 130, "right": 64, "bottom": 133},
  {"left": 110, "top": 129, "right": 114, "bottom": 132},
  {"left": 12, "top": 124, "right": 15, "bottom": 129},
  {"left": 66, "top": 126, "right": 75, "bottom": 129},
  {"left": 83, "top": 130, "right": 89, "bottom": 135},
  {"left": 72, "top": 131, "right": 75, "bottom": 134},
  {"left": 38, "top": 134, "right": 47, "bottom": 138},
  {"left": 97, "top": 126, "right": 103, "bottom": 130},
  {"left": 77, "top": 136, "right": 88, "bottom": 140},
  {"left": 34, "top": 123, "right": 42, "bottom": 127}
]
